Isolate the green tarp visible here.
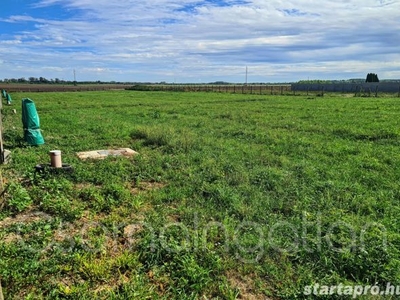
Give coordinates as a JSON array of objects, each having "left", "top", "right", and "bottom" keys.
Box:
[{"left": 22, "top": 98, "right": 44, "bottom": 145}]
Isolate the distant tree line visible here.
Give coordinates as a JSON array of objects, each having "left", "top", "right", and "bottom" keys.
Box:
[
  {"left": 297, "top": 79, "right": 334, "bottom": 84},
  {"left": 298, "top": 74, "right": 385, "bottom": 84},
  {"left": 0, "top": 77, "right": 133, "bottom": 84},
  {"left": 1, "top": 77, "right": 67, "bottom": 84}
]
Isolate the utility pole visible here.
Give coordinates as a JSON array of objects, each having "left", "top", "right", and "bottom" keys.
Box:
[{"left": 245, "top": 66, "right": 248, "bottom": 85}]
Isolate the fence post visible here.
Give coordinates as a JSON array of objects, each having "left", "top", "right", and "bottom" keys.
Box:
[{"left": 0, "top": 279, "right": 3, "bottom": 300}]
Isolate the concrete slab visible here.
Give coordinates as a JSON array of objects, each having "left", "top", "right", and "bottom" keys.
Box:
[{"left": 76, "top": 148, "right": 138, "bottom": 160}]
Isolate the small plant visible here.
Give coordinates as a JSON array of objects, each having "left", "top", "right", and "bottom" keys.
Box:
[
  {"left": 6, "top": 183, "right": 32, "bottom": 213},
  {"left": 39, "top": 193, "right": 84, "bottom": 221}
]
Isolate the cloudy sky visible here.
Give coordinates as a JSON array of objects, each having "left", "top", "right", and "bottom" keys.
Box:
[{"left": 0, "top": 0, "right": 399, "bottom": 83}]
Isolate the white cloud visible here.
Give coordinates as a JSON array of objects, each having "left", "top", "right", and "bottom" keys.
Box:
[{"left": 1, "top": 0, "right": 399, "bottom": 82}]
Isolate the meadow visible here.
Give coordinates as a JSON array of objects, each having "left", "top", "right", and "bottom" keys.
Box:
[{"left": 0, "top": 90, "right": 399, "bottom": 299}]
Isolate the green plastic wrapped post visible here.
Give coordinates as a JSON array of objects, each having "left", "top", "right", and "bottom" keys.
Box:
[
  {"left": 6, "top": 93, "right": 12, "bottom": 105},
  {"left": 22, "top": 98, "right": 45, "bottom": 145},
  {"left": 1, "top": 89, "right": 6, "bottom": 98}
]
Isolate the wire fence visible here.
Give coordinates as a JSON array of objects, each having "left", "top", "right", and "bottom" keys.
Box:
[
  {"left": 292, "top": 83, "right": 400, "bottom": 97},
  {"left": 127, "top": 84, "right": 292, "bottom": 94}
]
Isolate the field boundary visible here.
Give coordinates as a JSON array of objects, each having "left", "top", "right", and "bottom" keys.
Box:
[
  {"left": 1, "top": 83, "right": 292, "bottom": 94},
  {"left": 4, "top": 82, "right": 400, "bottom": 96},
  {"left": 292, "top": 82, "right": 400, "bottom": 95}
]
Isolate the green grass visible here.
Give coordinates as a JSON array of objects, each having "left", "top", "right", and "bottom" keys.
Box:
[{"left": 1, "top": 91, "right": 400, "bottom": 299}]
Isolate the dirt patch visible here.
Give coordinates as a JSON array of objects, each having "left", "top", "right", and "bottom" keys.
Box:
[
  {"left": 123, "top": 224, "right": 143, "bottom": 247},
  {"left": 74, "top": 183, "right": 95, "bottom": 190},
  {"left": 0, "top": 211, "right": 53, "bottom": 247},
  {"left": 130, "top": 181, "right": 166, "bottom": 194},
  {"left": 0, "top": 211, "right": 52, "bottom": 228},
  {"left": 91, "top": 274, "right": 131, "bottom": 295},
  {"left": 226, "top": 270, "right": 272, "bottom": 300},
  {"left": 2, "top": 232, "right": 21, "bottom": 244}
]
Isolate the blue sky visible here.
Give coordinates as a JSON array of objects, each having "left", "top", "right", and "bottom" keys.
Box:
[{"left": 0, "top": 0, "right": 399, "bottom": 83}]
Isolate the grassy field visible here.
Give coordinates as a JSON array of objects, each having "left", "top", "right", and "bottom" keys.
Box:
[{"left": 0, "top": 91, "right": 400, "bottom": 299}]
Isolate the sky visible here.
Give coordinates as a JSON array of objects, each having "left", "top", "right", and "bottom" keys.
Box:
[{"left": 0, "top": 0, "right": 399, "bottom": 83}]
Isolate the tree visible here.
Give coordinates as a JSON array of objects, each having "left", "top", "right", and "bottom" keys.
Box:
[
  {"left": 39, "top": 77, "right": 49, "bottom": 83},
  {"left": 366, "top": 73, "right": 379, "bottom": 82}
]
